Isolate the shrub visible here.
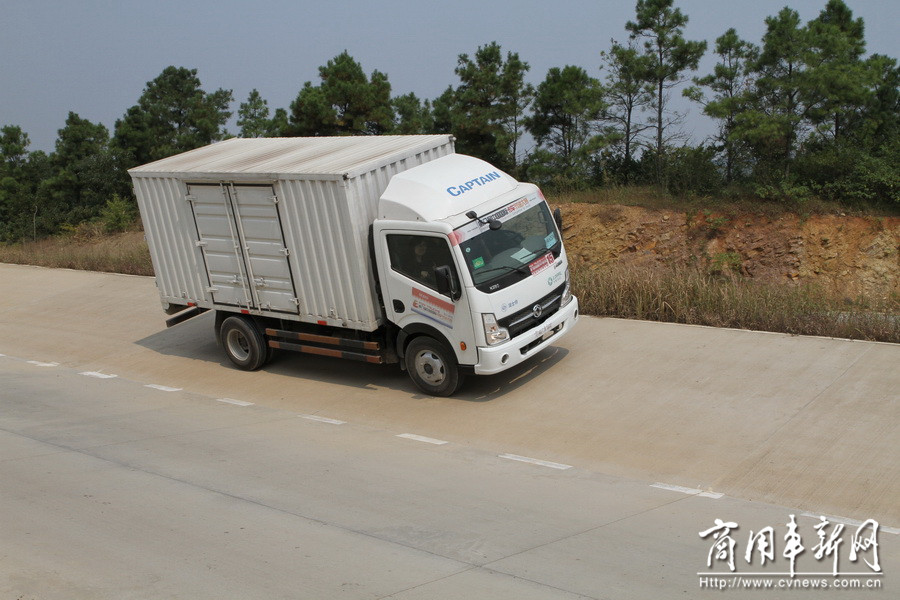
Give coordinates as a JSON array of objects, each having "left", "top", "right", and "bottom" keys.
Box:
[
  {"left": 664, "top": 145, "right": 723, "bottom": 196},
  {"left": 101, "top": 194, "right": 138, "bottom": 233}
]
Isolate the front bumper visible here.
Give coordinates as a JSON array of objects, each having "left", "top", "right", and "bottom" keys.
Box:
[{"left": 472, "top": 296, "right": 579, "bottom": 375}]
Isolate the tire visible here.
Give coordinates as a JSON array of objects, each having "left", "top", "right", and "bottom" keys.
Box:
[
  {"left": 404, "top": 336, "right": 465, "bottom": 396},
  {"left": 219, "top": 315, "right": 268, "bottom": 371}
]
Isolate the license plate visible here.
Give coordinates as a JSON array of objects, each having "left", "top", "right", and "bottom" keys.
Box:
[{"left": 541, "top": 327, "right": 555, "bottom": 341}]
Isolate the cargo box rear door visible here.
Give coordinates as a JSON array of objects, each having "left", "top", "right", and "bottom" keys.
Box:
[
  {"left": 188, "top": 183, "right": 253, "bottom": 309},
  {"left": 227, "top": 184, "right": 299, "bottom": 313}
]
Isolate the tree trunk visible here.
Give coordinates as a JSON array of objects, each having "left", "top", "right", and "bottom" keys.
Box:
[{"left": 656, "top": 79, "right": 664, "bottom": 184}]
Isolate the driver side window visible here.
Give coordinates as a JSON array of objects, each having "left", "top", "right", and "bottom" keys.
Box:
[{"left": 387, "top": 234, "right": 455, "bottom": 291}]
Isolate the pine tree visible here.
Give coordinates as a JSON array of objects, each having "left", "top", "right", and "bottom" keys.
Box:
[
  {"left": 626, "top": 0, "right": 706, "bottom": 183},
  {"left": 600, "top": 40, "right": 653, "bottom": 182},
  {"left": 113, "top": 66, "right": 232, "bottom": 165},
  {"left": 440, "top": 42, "right": 533, "bottom": 171},
  {"left": 684, "top": 29, "right": 758, "bottom": 182},
  {"left": 286, "top": 51, "right": 394, "bottom": 136},
  {"left": 525, "top": 65, "right": 606, "bottom": 185}
]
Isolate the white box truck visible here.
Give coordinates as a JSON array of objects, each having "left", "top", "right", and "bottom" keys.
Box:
[{"left": 129, "top": 135, "right": 579, "bottom": 395}]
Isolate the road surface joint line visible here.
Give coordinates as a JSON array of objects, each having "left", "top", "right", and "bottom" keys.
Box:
[
  {"left": 144, "top": 384, "right": 182, "bottom": 392},
  {"left": 800, "top": 511, "right": 900, "bottom": 535},
  {"left": 498, "top": 453, "right": 573, "bottom": 470},
  {"left": 79, "top": 371, "right": 118, "bottom": 379},
  {"left": 648, "top": 487, "right": 899, "bottom": 532},
  {"left": 396, "top": 433, "right": 448, "bottom": 445},
  {"left": 376, "top": 564, "right": 600, "bottom": 600},
  {"left": 480, "top": 494, "right": 694, "bottom": 581},
  {"left": 651, "top": 482, "right": 723, "bottom": 499},
  {"left": 300, "top": 414, "right": 346, "bottom": 425},
  {"left": 26, "top": 360, "right": 59, "bottom": 367},
  {"left": 216, "top": 398, "right": 254, "bottom": 407},
  {"left": 749, "top": 344, "right": 875, "bottom": 450},
  {"left": 0, "top": 425, "right": 476, "bottom": 571}
]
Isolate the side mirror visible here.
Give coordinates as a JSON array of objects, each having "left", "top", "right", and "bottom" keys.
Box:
[
  {"left": 553, "top": 207, "right": 563, "bottom": 230},
  {"left": 434, "top": 265, "right": 460, "bottom": 301}
]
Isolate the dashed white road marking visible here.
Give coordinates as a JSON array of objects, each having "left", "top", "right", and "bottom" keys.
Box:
[
  {"left": 396, "top": 433, "right": 448, "bottom": 445},
  {"left": 651, "top": 482, "right": 723, "bottom": 499},
  {"left": 499, "top": 453, "right": 572, "bottom": 470},
  {"left": 80, "top": 371, "right": 117, "bottom": 379},
  {"left": 801, "top": 511, "right": 900, "bottom": 535},
  {"left": 698, "top": 491, "right": 725, "bottom": 499},
  {"left": 9, "top": 358, "right": 896, "bottom": 535},
  {"left": 144, "top": 384, "right": 182, "bottom": 392},
  {"left": 300, "top": 415, "right": 346, "bottom": 425},
  {"left": 216, "top": 398, "right": 254, "bottom": 407}
]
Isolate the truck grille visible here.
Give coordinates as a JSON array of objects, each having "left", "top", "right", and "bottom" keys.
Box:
[{"left": 499, "top": 283, "right": 565, "bottom": 340}]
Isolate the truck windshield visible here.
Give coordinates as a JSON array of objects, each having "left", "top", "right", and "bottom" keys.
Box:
[{"left": 453, "top": 194, "right": 561, "bottom": 293}]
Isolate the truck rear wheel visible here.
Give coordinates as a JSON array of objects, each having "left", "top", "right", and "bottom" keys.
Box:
[
  {"left": 220, "top": 315, "right": 268, "bottom": 371},
  {"left": 405, "top": 336, "right": 464, "bottom": 397}
]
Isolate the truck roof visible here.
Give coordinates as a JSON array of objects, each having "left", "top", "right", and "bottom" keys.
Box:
[
  {"left": 128, "top": 135, "right": 454, "bottom": 180},
  {"left": 379, "top": 154, "right": 518, "bottom": 222}
]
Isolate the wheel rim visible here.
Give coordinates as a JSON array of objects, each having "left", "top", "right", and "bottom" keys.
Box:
[
  {"left": 226, "top": 328, "right": 251, "bottom": 362},
  {"left": 413, "top": 349, "right": 446, "bottom": 385}
]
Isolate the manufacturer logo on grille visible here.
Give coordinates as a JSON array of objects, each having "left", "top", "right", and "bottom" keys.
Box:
[{"left": 532, "top": 304, "right": 543, "bottom": 319}]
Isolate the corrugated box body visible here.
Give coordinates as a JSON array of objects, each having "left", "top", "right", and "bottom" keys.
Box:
[{"left": 129, "top": 135, "right": 455, "bottom": 331}]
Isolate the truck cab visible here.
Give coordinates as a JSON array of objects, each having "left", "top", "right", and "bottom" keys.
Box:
[{"left": 372, "top": 154, "right": 579, "bottom": 395}]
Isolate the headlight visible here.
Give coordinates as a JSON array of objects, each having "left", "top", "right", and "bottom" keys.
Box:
[
  {"left": 482, "top": 313, "right": 509, "bottom": 346},
  {"left": 561, "top": 268, "right": 573, "bottom": 306}
]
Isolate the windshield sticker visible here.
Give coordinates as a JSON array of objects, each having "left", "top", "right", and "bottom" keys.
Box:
[
  {"left": 510, "top": 248, "right": 532, "bottom": 262},
  {"left": 545, "top": 232, "right": 557, "bottom": 247},
  {"left": 472, "top": 257, "right": 485, "bottom": 269},
  {"left": 411, "top": 288, "right": 455, "bottom": 328},
  {"left": 453, "top": 193, "right": 545, "bottom": 243},
  {"left": 528, "top": 252, "right": 555, "bottom": 276}
]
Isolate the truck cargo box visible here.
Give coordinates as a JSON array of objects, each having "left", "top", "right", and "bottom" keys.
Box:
[{"left": 129, "top": 135, "right": 455, "bottom": 331}]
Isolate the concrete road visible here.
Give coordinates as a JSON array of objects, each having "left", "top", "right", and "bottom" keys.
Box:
[{"left": 1, "top": 263, "right": 898, "bottom": 598}]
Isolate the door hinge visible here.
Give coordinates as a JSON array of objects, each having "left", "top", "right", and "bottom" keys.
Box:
[
  {"left": 185, "top": 194, "right": 196, "bottom": 202},
  {"left": 195, "top": 240, "right": 208, "bottom": 247},
  {"left": 207, "top": 286, "right": 219, "bottom": 293},
  {"left": 280, "top": 247, "right": 290, "bottom": 256}
]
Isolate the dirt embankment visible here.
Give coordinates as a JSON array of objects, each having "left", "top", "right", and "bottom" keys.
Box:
[{"left": 558, "top": 204, "right": 900, "bottom": 303}]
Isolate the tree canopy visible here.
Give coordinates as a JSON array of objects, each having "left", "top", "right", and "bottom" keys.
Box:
[
  {"left": 113, "top": 66, "right": 233, "bottom": 166},
  {"left": 1, "top": 0, "right": 898, "bottom": 244},
  {"left": 285, "top": 51, "right": 393, "bottom": 136}
]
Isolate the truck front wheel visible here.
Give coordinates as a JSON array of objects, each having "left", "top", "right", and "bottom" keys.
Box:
[
  {"left": 405, "top": 336, "right": 464, "bottom": 396},
  {"left": 220, "top": 315, "right": 268, "bottom": 371}
]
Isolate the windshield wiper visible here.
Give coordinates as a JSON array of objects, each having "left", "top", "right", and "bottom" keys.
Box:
[{"left": 475, "top": 264, "right": 530, "bottom": 278}]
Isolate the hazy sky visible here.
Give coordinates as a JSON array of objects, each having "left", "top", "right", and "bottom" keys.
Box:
[{"left": 3, "top": 0, "right": 898, "bottom": 154}]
